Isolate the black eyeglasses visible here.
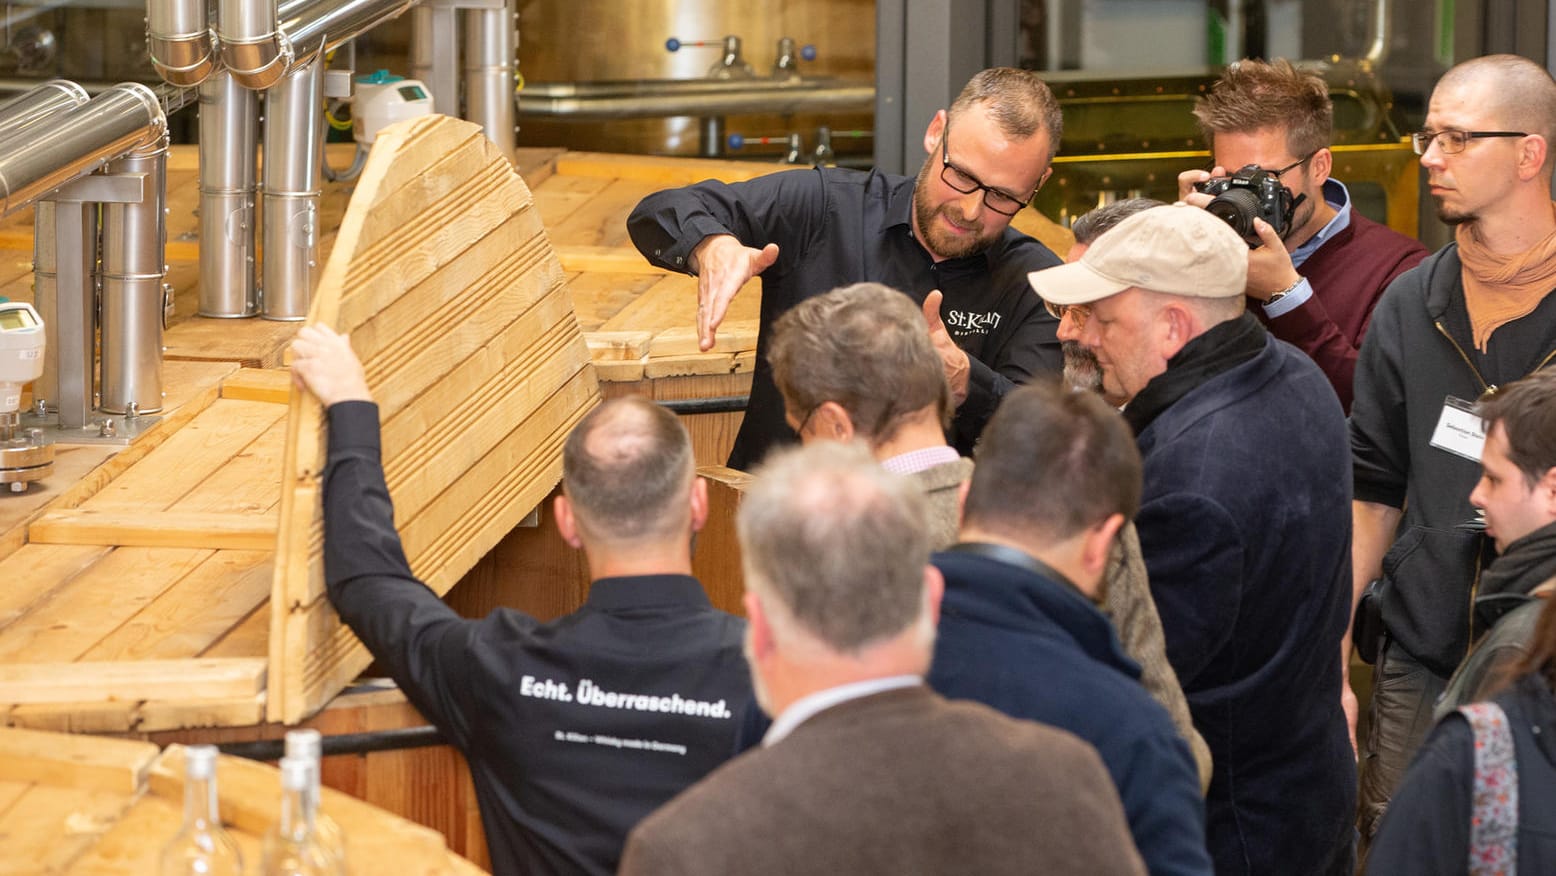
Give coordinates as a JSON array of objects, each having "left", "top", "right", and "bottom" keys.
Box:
[
  {"left": 940, "top": 121, "right": 1033, "bottom": 217},
  {"left": 1411, "top": 129, "right": 1527, "bottom": 155}
]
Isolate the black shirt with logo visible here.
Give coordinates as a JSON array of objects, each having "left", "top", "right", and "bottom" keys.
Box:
[
  {"left": 627, "top": 166, "right": 1063, "bottom": 467},
  {"left": 322, "top": 401, "right": 757, "bottom": 876}
]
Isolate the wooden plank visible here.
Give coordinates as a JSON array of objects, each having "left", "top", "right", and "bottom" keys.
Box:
[
  {"left": 29, "top": 509, "right": 276, "bottom": 551},
  {"left": 4, "top": 701, "right": 138, "bottom": 734},
  {"left": 555, "top": 244, "right": 671, "bottom": 274},
  {"left": 543, "top": 177, "right": 662, "bottom": 248},
  {"left": 270, "top": 115, "right": 600, "bottom": 723},
  {"left": 0, "top": 547, "right": 212, "bottom": 663},
  {"left": 136, "top": 695, "right": 267, "bottom": 732},
  {"left": 691, "top": 466, "right": 753, "bottom": 616},
  {"left": 645, "top": 352, "right": 736, "bottom": 379},
  {"left": 61, "top": 793, "right": 184, "bottom": 876},
  {"left": 566, "top": 271, "right": 667, "bottom": 330},
  {"left": 81, "top": 551, "right": 272, "bottom": 662},
  {"left": 554, "top": 151, "right": 810, "bottom": 186},
  {"left": 0, "top": 658, "right": 265, "bottom": 704},
  {"left": 221, "top": 367, "right": 293, "bottom": 404},
  {"left": 78, "top": 399, "right": 287, "bottom": 513},
  {"left": 199, "top": 601, "right": 271, "bottom": 659},
  {"left": 585, "top": 330, "right": 652, "bottom": 361},
  {"left": 167, "top": 415, "right": 287, "bottom": 515},
  {"left": 0, "top": 725, "right": 157, "bottom": 794},
  {"left": 0, "top": 544, "right": 112, "bottom": 630},
  {"left": 0, "top": 784, "right": 133, "bottom": 873},
  {"left": 530, "top": 173, "right": 612, "bottom": 231},
  {"left": 648, "top": 319, "right": 759, "bottom": 357},
  {"left": 162, "top": 316, "right": 301, "bottom": 369},
  {"left": 593, "top": 359, "right": 646, "bottom": 382}
]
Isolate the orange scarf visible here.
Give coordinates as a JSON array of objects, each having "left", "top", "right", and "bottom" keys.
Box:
[{"left": 1457, "top": 203, "right": 1556, "bottom": 352}]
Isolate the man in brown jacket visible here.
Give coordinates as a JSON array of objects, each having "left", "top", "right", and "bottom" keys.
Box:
[{"left": 619, "top": 441, "right": 1146, "bottom": 876}]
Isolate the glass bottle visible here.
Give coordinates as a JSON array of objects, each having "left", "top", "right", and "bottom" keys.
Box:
[
  {"left": 261, "top": 756, "right": 343, "bottom": 876},
  {"left": 160, "top": 744, "right": 244, "bottom": 876},
  {"left": 284, "top": 729, "right": 347, "bottom": 871}
]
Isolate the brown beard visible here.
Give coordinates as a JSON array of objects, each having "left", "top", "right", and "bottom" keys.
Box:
[{"left": 912, "top": 159, "right": 994, "bottom": 260}]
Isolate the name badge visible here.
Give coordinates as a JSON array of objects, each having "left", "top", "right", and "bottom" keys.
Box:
[{"left": 1429, "top": 395, "right": 1486, "bottom": 462}]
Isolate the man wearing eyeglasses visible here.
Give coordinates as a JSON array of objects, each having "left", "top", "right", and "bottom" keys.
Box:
[
  {"left": 1349, "top": 53, "right": 1556, "bottom": 857},
  {"left": 1177, "top": 59, "right": 1427, "bottom": 412},
  {"left": 627, "top": 68, "right": 1063, "bottom": 469}
]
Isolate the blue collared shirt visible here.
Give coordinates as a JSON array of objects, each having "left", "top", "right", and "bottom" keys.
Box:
[{"left": 1263, "top": 178, "right": 1353, "bottom": 319}]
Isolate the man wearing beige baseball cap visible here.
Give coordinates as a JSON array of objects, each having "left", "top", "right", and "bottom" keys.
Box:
[{"left": 1029, "top": 202, "right": 1358, "bottom": 876}]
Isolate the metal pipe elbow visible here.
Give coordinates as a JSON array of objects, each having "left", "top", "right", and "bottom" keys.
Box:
[
  {"left": 148, "top": 28, "right": 217, "bottom": 87},
  {"left": 221, "top": 31, "right": 293, "bottom": 90}
]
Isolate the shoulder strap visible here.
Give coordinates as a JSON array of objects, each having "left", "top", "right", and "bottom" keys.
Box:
[{"left": 1458, "top": 701, "right": 1518, "bottom": 876}]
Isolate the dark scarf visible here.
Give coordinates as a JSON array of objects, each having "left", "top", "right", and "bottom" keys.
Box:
[
  {"left": 1123, "top": 311, "right": 1267, "bottom": 436},
  {"left": 1476, "top": 520, "right": 1556, "bottom": 635}
]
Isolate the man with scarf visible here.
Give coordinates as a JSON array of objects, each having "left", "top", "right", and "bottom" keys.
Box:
[
  {"left": 1032, "top": 203, "right": 1356, "bottom": 876},
  {"left": 1348, "top": 54, "right": 1556, "bottom": 852},
  {"left": 1435, "top": 369, "right": 1556, "bottom": 716}
]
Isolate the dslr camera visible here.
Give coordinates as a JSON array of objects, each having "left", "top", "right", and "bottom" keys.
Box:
[{"left": 1192, "top": 165, "right": 1300, "bottom": 248}]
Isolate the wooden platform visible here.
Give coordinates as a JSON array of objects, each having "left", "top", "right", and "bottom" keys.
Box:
[{"left": 0, "top": 725, "right": 482, "bottom": 874}]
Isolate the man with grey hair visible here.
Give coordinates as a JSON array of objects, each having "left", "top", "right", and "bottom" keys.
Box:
[
  {"left": 620, "top": 442, "right": 1147, "bottom": 876},
  {"left": 1032, "top": 203, "right": 1355, "bottom": 876},
  {"left": 629, "top": 67, "right": 1066, "bottom": 466},
  {"left": 289, "top": 325, "right": 756, "bottom": 876},
  {"left": 768, "top": 281, "right": 964, "bottom": 545}
]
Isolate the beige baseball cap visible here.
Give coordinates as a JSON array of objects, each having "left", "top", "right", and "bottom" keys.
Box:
[{"left": 1030, "top": 203, "right": 1248, "bottom": 305}]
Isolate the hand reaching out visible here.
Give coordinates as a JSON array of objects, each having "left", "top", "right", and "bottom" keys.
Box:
[{"left": 691, "top": 234, "right": 779, "bottom": 351}]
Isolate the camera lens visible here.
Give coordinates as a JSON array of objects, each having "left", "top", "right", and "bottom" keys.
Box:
[{"left": 1205, "top": 188, "right": 1263, "bottom": 245}]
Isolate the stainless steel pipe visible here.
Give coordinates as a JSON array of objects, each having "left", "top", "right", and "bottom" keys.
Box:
[
  {"left": 464, "top": 0, "right": 515, "bottom": 160},
  {"left": 261, "top": 57, "right": 325, "bottom": 320},
  {"left": 198, "top": 72, "right": 259, "bottom": 317},
  {"left": 0, "top": 80, "right": 89, "bottom": 138},
  {"left": 411, "top": 3, "right": 459, "bottom": 117},
  {"left": 219, "top": 0, "right": 291, "bottom": 90},
  {"left": 515, "top": 81, "right": 875, "bottom": 120},
  {"left": 0, "top": 83, "right": 166, "bottom": 218},
  {"left": 28, "top": 201, "right": 95, "bottom": 412},
  {"left": 279, "top": 0, "right": 419, "bottom": 68},
  {"left": 99, "top": 134, "right": 169, "bottom": 414},
  {"left": 147, "top": 0, "right": 216, "bottom": 86}
]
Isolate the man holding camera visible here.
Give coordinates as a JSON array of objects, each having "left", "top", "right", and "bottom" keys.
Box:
[{"left": 1179, "top": 59, "right": 1427, "bottom": 412}]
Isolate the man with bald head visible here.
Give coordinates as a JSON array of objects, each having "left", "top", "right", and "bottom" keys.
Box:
[
  {"left": 1032, "top": 203, "right": 1355, "bottom": 876},
  {"left": 1349, "top": 53, "right": 1556, "bottom": 848},
  {"left": 289, "top": 325, "right": 756, "bottom": 876}
]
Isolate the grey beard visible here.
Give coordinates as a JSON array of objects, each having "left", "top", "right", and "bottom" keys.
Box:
[{"left": 1062, "top": 341, "right": 1104, "bottom": 394}]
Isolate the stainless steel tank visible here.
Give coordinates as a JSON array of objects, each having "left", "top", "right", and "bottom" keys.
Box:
[{"left": 516, "top": 0, "right": 875, "bottom": 157}]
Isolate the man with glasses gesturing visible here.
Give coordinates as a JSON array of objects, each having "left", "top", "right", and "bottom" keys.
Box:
[
  {"left": 1349, "top": 54, "right": 1556, "bottom": 859},
  {"left": 628, "top": 68, "right": 1064, "bottom": 467},
  {"left": 1177, "top": 58, "right": 1427, "bottom": 412}
]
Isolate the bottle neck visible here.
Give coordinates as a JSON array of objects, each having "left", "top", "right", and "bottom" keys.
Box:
[
  {"left": 184, "top": 774, "right": 220, "bottom": 828},
  {"left": 278, "top": 782, "right": 317, "bottom": 839}
]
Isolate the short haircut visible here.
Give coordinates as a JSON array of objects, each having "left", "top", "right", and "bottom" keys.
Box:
[
  {"left": 561, "top": 396, "right": 694, "bottom": 542},
  {"left": 1194, "top": 58, "right": 1332, "bottom": 159},
  {"left": 950, "top": 67, "right": 1064, "bottom": 161},
  {"left": 1478, "top": 368, "right": 1556, "bottom": 489},
  {"left": 964, "top": 380, "right": 1142, "bottom": 541},
  {"left": 1070, "top": 198, "right": 1166, "bottom": 246},
  {"left": 738, "top": 441, "right": 932, "bottom": 654},
  {"left": 1437, "top": 54, "right": 1556, "bottom": 165},
  {"left": 768, "top": 282, "right": 950, "bottom": 444}
]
